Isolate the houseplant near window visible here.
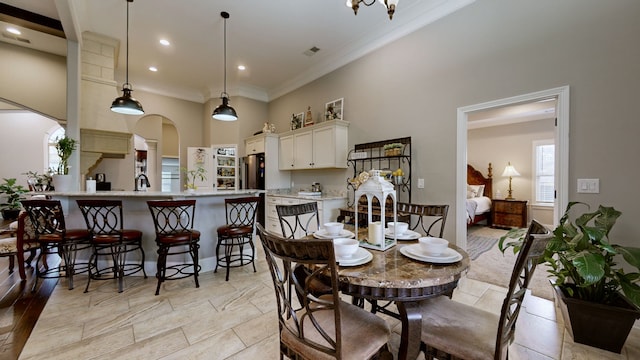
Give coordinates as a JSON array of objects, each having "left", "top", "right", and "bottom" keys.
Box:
[
  {"left": 0, "top": 178, "right": 28, "bottom": 220},
  {"left": 181, "top": 167, "right": 207, "bottom": 192},
  {"left": 52, "top": 136, "right": 78, "bottom": 192},
  {"left": 499, "top": 202, "right": 640, "bottom": 353}
]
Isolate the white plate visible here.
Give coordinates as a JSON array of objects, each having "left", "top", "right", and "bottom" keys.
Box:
[
  {"left": 400, "top": 244, "right": 463, "bottom": 263},
  {"left": 313, "top": 229, "right": 355, "bottom": 239},
  {"left": 384, "top": 229, "right": 421, "bottom": 240},
  {"left": 337, "top": 248, "right": 373, "bottom": 266}
]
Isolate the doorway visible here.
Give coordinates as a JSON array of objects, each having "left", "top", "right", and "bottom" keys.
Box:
[{"left": 455, "top": 86, "right": 570, "bottom": 249}]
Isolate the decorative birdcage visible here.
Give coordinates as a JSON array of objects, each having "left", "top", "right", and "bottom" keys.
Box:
[{"left": 355, "top": 170, "right": 397, "bottom": 251}]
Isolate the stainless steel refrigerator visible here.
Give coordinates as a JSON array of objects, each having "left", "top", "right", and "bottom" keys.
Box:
[{"left": 245, "top": 153, "right": 265, "bottom": 226}]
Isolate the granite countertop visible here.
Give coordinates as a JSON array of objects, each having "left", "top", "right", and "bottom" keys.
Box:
[
  {"left": 266, "top": 189, "right": 347, "bottom": 201},
  {"left": 32, "top": 189, "right": 265, "bottom": 197}
]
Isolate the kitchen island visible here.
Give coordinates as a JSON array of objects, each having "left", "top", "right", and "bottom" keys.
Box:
[{"left": 43, "top": 190, "right": 264, "bottom": 275}]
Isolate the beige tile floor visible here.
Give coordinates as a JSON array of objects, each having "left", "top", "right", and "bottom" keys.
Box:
[{"left": 17, "top": 243, "right": 640, "bottom": 360}]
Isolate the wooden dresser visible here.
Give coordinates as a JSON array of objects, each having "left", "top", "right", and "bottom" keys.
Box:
[{"left": 491, "top": 199, "right": 528, "bottom": 228}]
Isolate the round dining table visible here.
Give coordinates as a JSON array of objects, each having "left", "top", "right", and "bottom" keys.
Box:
[{"left": 334, "top": 239, "right": 470, "bottom": 360}]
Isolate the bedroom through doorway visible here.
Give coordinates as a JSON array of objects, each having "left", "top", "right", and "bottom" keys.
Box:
[{"left": 455, "top": 86, "right": 570, "bottom": 250}]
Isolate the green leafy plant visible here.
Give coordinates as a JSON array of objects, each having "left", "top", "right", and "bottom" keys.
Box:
[
  {"left": 181, "top": 167, "right": 207, "bottom": 190},
  {"left": 0, "top": 178, "right": 28, "bottom": 211},
  {"left": 55, "top": 136, "right": 78, "bottom": 175},
  {"left": 500, "top": 202, "right": 640, "bottom": 308},
  {"left": 23, "top": 171, "right": 52, "bottom": 191}
]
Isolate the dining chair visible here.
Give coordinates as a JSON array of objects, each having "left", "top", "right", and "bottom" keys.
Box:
[
  {"left": 276, "top": 201, "right": 320, "bottom": 238},
  {"left": 256, "top": 223, "right": 392, "bottom": 360},
  {"left": 419, "top": 219, "right": 552, "bottom": 360},
  {"left": 76, "top": 199, "right": 147, "bottom": 293},
  {"left": 147, "top": 200, "right": 200, "bottom": 295},
  {"left": 396, "top": 203, "right": 449, "bottom": 238},
  {"left": 215, "top": 196, "right": 261, "bottom": 281},
  {"left": 276, "top": 202, "right": 332, "bottom": 300},
  {"left": 0, "top": 211, "right": 39, "bottom": 280},
  {"left": 21, "top": 199, "right": 91, "bottom": 291}
]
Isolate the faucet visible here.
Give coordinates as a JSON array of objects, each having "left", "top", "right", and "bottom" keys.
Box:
[{"left": 135, "top": 174, "right": 150, "bottom": 191}]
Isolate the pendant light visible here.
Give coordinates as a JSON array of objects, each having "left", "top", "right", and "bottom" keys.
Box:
[
  {"left": 212, "top": 11, "right": 238, "bottom": 121},
  {"left": 111, "top": 0, "right": 144, "bottom": 115}
]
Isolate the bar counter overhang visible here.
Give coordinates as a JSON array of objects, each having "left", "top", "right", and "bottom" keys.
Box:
[{"left": 41, "top": 190, "right": 264, "bottom": 275}]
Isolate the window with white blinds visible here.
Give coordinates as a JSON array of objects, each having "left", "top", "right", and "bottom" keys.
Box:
[{"left": 533, "top": 140, "right": 555, "bottom": 203}]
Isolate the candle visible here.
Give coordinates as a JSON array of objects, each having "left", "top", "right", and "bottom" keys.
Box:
[
  {"left": 86, "top": 179, "right": 96, "bottom": 193},
  {"left": 368, "top": 221, "right": 383, "bottom": 246}
]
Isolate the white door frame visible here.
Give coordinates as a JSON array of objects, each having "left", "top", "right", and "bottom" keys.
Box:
[{"left": 455, "top": 86, "right": 570, "bottom": 249}]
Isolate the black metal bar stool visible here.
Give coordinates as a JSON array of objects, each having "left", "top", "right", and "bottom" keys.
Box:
[
  {"left": 76, "top": 199, "right": 147, "bottom": 293},
  {"left": 215, "top": 196, "right": 260, "bottom": 281},
  {"left": 147, "top": 199, "right": 200, "bottom": 295},
  {"left": 21, "top": 199, "right": 91, "bottom": 291}
]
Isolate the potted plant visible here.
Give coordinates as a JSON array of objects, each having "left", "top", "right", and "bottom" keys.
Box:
[
  {"left": 52, "top": 136, "right": 78, "bottom": 192},
  {"left": 383, "top": 143, "right": 403, "bottom": 156},
  {"left": 181, "top": 167, "right": 207, "bottom": 192},
  {"left": 23, "top": 171, "right": 52, "bottom": 191},
  {"left": 499, "top": 202, "right": 640, "bottom": 353},
  {"left": 0, "top": 178, "right": 28, "bottom": 220}
]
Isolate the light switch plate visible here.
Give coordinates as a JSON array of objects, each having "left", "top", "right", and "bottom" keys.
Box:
[
  {"left": 577, "top": 179, "right": 599, "bottom": 193},
  {"left": 418, "top": 178, "right": 425, "bottom": 189}
]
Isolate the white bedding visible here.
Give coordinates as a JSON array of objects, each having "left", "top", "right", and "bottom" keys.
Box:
[{"left": 466, "top": 196, "right": 491, "bottom": 223}]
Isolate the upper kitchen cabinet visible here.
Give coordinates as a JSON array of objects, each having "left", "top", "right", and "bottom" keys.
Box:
[
  {"left": 245, "top": 136, "right": 265, "bottom": 155},
  {"left": 278, "top": 120, "right": 349, "bottom": 170}
]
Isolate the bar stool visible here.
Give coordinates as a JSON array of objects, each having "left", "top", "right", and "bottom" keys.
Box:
[
  {"left": 147, "top": 200, "right": 200, "bottom": 295},
  {"left": 215, "top": 197, "right": 260, "bottom": 281},
  {"left": 20, "top": 199, "right": 91, "bottom": 291},
  {"left": 76, "top": 200, "right": 147, "bottom": 293}
]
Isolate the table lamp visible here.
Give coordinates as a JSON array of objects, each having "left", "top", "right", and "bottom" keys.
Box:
[{"left": 502, "top": 162, "right": 520, "bottom": 200}]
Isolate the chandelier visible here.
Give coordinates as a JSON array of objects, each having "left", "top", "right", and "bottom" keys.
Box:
[{"left": 347, "top": 0, "right": 399, "bottom": 20}]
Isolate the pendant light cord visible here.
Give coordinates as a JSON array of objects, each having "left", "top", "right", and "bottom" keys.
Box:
[
  {"left": 223, "top": 12, "right": 228, "bottom": 96},
  {"left": 125, "top": 0, "right": 131, "bottom": 87}
]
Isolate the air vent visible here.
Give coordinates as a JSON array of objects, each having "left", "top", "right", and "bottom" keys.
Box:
[
  {"left": 2, "top": 32, "right": 31, "bottom": 44},
  {"left": 303, "top": 46, "right": 320, "bottom": 57}
]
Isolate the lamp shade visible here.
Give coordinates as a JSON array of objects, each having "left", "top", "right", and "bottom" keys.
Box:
[
  {"left": 212, "top": 96, "right": 237, "bottom": 121},
  {"left": 111, "top": 86, "right": 144, "bottom": 115},
  {"left": 502, "top": 162, "right": 520, "bottom": 177}
]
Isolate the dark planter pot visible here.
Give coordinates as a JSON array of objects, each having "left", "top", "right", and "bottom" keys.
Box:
[
  {"left": 553, "top": 284, "right": 640, "bottom": 353},
  {"left": 1, "top": 208, "right": 20, "bottom": 221}
]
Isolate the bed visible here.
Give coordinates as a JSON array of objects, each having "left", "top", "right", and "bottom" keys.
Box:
[{"left": 466, "top": 163, "right": 493, "bottom": 226}]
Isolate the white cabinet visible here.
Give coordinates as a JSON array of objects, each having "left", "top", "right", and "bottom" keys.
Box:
[
  {"left": 265, "top": 194, "right": 347, "bottom": 237},
  {"left": 279, "top": 134, "right": 295, "bottom": 170},
  {"left": 187, "top": 147, "right": 214, "bottom": 190},
  {"left": 245, "top": 137, "right": 265, "bottom": 155},
  {"left": 278, "top": 120, "right": 349, "bottom": 170}
]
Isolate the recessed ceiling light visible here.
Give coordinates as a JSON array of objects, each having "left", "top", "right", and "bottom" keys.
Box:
[
  {"left": 7, "top": 27, "right": 21, "bottom": 35},
  {"left": 149, "top": 66, "right": 158, "bottom": 72},
  {"left": 237, "top": 65, "right": 246, "bottom": 71},
  {"left": 159, "top": 39, "right": 170, "bottom": 46}
]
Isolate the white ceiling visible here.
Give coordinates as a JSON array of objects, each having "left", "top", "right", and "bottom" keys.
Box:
[{"left": 0, "top": 0, "right": 474, "bottom": 103}]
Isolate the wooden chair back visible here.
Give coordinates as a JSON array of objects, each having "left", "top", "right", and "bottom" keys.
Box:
[
  {"left": 397, "top": 203, "right": 449, "bottom": 238},
  {"left": 276, "top": 202, "right": 319, "bottom": 238},
  {"left": 494, "top": 219, "right": 551, "bottom": 358}
]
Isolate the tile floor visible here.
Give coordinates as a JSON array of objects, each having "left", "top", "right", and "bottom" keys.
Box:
[{"left": 16, "top": 243, "right": 640, "bottom": 360}]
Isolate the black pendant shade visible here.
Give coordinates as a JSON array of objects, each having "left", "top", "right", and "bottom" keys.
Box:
[
  {"left": 111, "top": 84, "right": 144, "bottom": 115},
  {"left": 111, "top": 0, "right": 144, "bottom": 115},
  {"left": 212, "top": 95, "right": 237, "bottom": 121},
  {"left": 212, "top": 11, "right": 237, "bottom": 121}
]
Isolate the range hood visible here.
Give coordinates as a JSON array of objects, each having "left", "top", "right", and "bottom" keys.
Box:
[{"left": 79, "top": 32, "right": 134, "bottom": 175}]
